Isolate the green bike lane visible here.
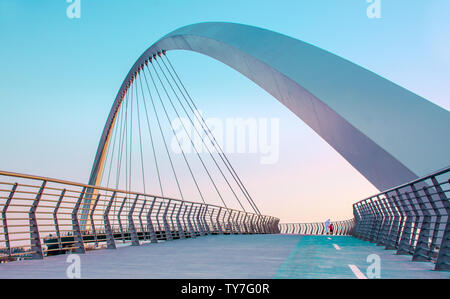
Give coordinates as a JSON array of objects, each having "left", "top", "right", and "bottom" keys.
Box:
[{"left": 275, "top": 235, "right": 450, "bottom": 279}]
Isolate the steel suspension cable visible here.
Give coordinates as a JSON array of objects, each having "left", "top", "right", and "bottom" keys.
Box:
[
  {"left": 162, "top": 53, "right": 261, "bottom": 215},
  {"left": 146, "top": 61, "right": 207, "bottom": 204},
  {"left": 155, "top": 57, "right": 245, "bottom": 211},
  {"left": 128, "top": 77, "right": 135, "bottom": 217},
  {"left": 141, "top": 63, "right": 185, "bottom": 201},
  {"left": 135, "top": 72, "right": 148, "bottom": 196},
  {"left": 152, "top": 59, "right": 229, "bottom": 207},
  {"left": 137, "top": 71, "right": 164, "bottom": 197},
  {"left": 113, "top": 90, "right": 129, "bottom": 229}
]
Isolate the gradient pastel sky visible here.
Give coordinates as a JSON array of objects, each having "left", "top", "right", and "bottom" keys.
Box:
[{"left": 0, "top": 0, "right": 449, "bottom": 222}]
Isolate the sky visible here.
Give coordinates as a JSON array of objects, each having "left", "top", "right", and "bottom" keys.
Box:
[{"left": 0, "top": 0, "right": 449, "bottom": 223}]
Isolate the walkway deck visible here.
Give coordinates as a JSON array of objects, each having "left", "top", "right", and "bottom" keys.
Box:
[{"left": 0, "top": 235, "right": 449, "bottom": 279}]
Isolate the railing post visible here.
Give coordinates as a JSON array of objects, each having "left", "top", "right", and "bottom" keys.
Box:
[
  {"left": 234, "top": 212, "right": 242, "bottom": 234},
  {"left": 422, "top": 186, "right": 441, "bottom": 256},
  {"left": 196, "top": 205, "right": 205, "bottom": 236},
  {"left": 138, "top": 199, "right": 147, "bottom": 241},
  {"left": 71, "top": 187, "right": 86, "bottom": 254},
  {"left": 203, "top": 205, "right": 211, "bottom": 235},
  {"left": 2, "top": 183, "right": 17, "bottom": 257},
  {"left": 242, "top": 213, "right": 249, "bottom": 235},
  {"left": 353, "top": 203, "right": 363, "bottom": 238},
  {"left": 155, "top": 201, "right": 163, "bottom": 238},
  {"left": 182, "top": 204, "right": 189, "bottom": 238},
  {"left": 103, "top": 191, "right": 117, "bottom": 249},
  {"left": 370, "top": 199, "right": 383, "bottom": 243},
  {"left": 216, "top": 207, "right": 223, "bottom": 234},
  {"left": 89, "top": 192, "right": 100, "bottom": 248},
  {"left": 227, "top": 210, "right": 233, "bottom": 234},
  {"left": 170, "top": 203, "right": 177, "bottom": 238},
  {"left": 262, "top": 217, "right": 269, "bottom": 234},
  {"left": 146, "top": 197, "right": 158, "bottom": 243},
  {"left": 432, "top": 177, "right": 450, "bottom": 271},
  {"left": 363, "top": 200, "right": 376, "bottom": 240},
  {"left": 385, "top": 193, "right": 402, "bottom": 250},
  {"left": 267, "top": 218, "right": 273, "bottom": 234},
  {"left": 248, "top": 214, "right": 255, "bottom": 234},
  {"left": 209, "top": 206, "right": 215, "bottom": 234},
  {"left": 176, "top": 202, "right": 186, "bottom": 239},
  {"left": 396, "top": 189, "right": 414, "bottom": 255},
  {"left": 376, "top": 195, "right": 391, "bottom": 246},
  {"left": 274, "top": 218, "right": 279, "bottom": 234},
  {"left": 163, "top": 199, "right": 173, "bottom": 241},
  {"left": 128, "top": 194, "right": 140, "bottom": 246},
  {"left": 187, "top": 204, "right": 196, "bottom": 238},
  {"left": 29, "top": 180, "right": 46, "bottom": 259},
  {"left": 53, "top": 188, "right": 65, "bottom": 251},
  {"left": 259, "top": 215, "right": 265, "bottom": 234},
  {"left": 404, "top": 191, "right": 422, "bottom": 253},
  {"left": 411, "top": 183, "right": 434, "bottom": 262},
  {"left": 393, "top": 192, "right": 406, "bottom": 247},
  {"left": 118, "top": 197, "right": 126, "bottom": 242}
]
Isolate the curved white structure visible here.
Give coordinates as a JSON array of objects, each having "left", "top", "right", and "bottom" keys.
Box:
[{"left": 89, "top": 22, "right": 450, "bottom": 191}]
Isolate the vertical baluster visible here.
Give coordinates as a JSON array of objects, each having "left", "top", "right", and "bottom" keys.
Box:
[
  {"left": 169, "top": 202, "right": 177, "bottom": 239},
  {"left": 89, "top": 192, "right": 100, "bottom": 248},
  {"left": 396, "top": 189, "right": 414, "bottom": 254},
  {"left": 433, "top": 178, "right": 450, "bottom": 271},
  {"left": 2, "top": 183, "right": 17, "bottom": 257},
  {"left": 176, "top": 202, "right": 185, "bottom": 239},
  {"left": 138, "top": 198, "right": 147, "bottom": 241},
  {"left": 163, "top": 199, "right": 173, "bottom": 241},
  {"left": 423, "top": 184, "right": 443, "bottom": 261},
  {"left": 187, "top": 204, "right": 196, "bottom": 238},
  {"left": 118, "top": 196, "right": 126, "bottom": 242},
  {"left": 103, "top": 191, "right": 117, "bottom": 249},
  {"left": 216, "top": 207, "right": 223, "bottom": 234},
  {"left": 411, "top": 183, "right": 434, "bottom": 262},
  {"left": 29, "top": 180, "right": 46, "bottom": 259},
  {"left": 203, "top": 205, "right": 211, "bottom": 235},
  {"left": 128, "top": 194, "right": 140, "bottom": 246},
  {"left": 146, "top": 197, "right": 158, "bottom": 243},
  {"left": 53, "top": 188, "right": 65, "bottom": 252}
]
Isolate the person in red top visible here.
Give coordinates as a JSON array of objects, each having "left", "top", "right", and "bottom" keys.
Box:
[{"left": 329, "top": 223, "right": 334, "bottom": 235}]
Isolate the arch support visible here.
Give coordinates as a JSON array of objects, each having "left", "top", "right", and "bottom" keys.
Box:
[{"left": 89, "top": 22, "right": 450, "bottom": 192}]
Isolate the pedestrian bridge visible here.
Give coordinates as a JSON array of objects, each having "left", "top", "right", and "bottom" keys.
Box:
[
  {"left": 1, "top": 235, "right": 449, "bottom": 279},
  {"left": 1, "top": 22, "right": 449, "bottom": 278}
]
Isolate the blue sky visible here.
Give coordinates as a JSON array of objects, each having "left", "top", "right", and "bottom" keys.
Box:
[{"left": 0, "top": 0, "right": 449, "bottom": 222}]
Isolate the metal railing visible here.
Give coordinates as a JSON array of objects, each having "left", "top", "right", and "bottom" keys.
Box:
[
  {"left": 279, "top": 219, "right": 355, "bottom": 235},
  {"left": 352, "top": 166, "right": 450, "bottom": 271},
  {"left": 0, "top": 170, "right": 280, "bottom": 262}
]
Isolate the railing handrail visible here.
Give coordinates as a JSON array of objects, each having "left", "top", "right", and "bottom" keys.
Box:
[
  {"left": 0, "top": 170, "right": 271, "bottom": 218},
  {"left": 352, "top": 167, "right": 450, "bottom": 271},
  {"left": 355, "top": 165, "right": 450, "bottom": 206}
]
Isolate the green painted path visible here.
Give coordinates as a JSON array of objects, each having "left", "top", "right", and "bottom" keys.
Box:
[{"left": 275, "top": 235, "right": 450, "bottom": 279}]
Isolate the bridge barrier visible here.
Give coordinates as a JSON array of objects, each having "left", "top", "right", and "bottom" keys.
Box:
[
  {"left": 278, "top": 219, "right": 355, "bottom": 235},
  {"left": 352, "top": 166, "right": 450, "bottom": 271},
  {"left": 0, "top": 170, "right": 279, "bottom": 262}
]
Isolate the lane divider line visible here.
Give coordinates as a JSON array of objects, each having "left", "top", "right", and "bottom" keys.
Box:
[
  {"left": 333, "top": 244, "right": 341, "bottom": 250},
  {"left": 348, "top": 264, "right": 367, "bottom": 279}
]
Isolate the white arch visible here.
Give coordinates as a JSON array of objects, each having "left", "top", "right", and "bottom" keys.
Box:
[{"left": 89, "top": 22, "right": 450, "bottom": 191}]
